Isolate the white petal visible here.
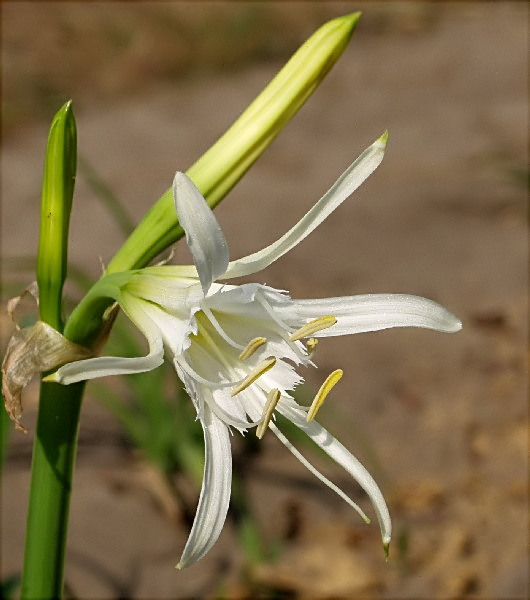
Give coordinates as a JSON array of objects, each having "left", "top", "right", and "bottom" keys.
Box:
[
  {"left": 173, "top": 172, "right": 229, "bottom": 295},
  {"left": 222, "top": 133, "right": 387, "bottom": 279},
  {"left": 244, "top": 392, "right": 372, "bottom": 525},
  {"left": 49, "top": 296, "right": 164, "bottom": 384},
  {"left": 177, "top": 406, "right": 232, "bottom": 568},
  {"left": 207, "top": 387, "right": 262, "bottom": 431},
  {"left": 291, "top": 294, "right": 462, "bottom": 336},
  {"left": 141, "top": 300, "right": 198, "bottom": 355},
  {"left": 269, "top": 422, "right": 371, "bottom": 523},
  {"left": 260, "top": 359, "right": 305, "bottom": 395},
  {"left": 278, "top": 401, "right": 392, "bottom": 547}
]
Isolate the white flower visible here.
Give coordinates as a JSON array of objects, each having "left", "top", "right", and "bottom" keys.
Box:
[{"left": 49, "top": 133, "right": 461, "bottom": 568}]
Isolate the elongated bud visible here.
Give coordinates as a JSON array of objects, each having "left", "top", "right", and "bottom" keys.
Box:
[
  {"left": 36, "top": 100, "right": 77, "bottom": 331},
  {"left": 107, "top": 13, "right": 362, "bottom": 273},
  {"left": 2, "top": 322, "right": 90, "bottom": 432}
]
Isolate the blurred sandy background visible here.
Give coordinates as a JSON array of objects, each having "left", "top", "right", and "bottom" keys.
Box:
[{"left": 1, "top": 2, "right": 528, "bottom": 598}]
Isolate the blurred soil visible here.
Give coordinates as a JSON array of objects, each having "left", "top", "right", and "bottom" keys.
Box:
[{"left": 1, "top": 2, "right": 528, "bottom": 599}]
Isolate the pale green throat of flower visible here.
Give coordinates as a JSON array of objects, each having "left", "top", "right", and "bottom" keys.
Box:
[{"left": 41, "top": 132, "right": 461, "bottom": 569}]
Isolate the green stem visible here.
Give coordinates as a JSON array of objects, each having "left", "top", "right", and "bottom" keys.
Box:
[{"left": 22, "top": 382, "right": 85, "bottom": 599}]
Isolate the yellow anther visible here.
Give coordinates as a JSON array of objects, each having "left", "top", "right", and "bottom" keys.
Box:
[
  {"left": 256, "top": 388, "right": 281, "bottom": 439},
  {"left": 289, "top": 316, "right": 337, "bottom": 342},
  {"left": 306, "top": 337, "right": 318, "bottom": 354},
  {"left": 239, "top": 337, "right": 267, "bottom": 360},
  {"left": 306, "top": 369, "right": 343, "bottom": 422},
  {"left": 231, "top": 357, "right": 276, "bottom": 397}
]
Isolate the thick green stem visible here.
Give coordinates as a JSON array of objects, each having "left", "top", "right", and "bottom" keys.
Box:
[{"left": 22, "top": 382, "right": 85, "bottom": 599}]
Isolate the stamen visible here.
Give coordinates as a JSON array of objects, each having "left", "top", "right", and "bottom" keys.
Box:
[
  {"left": 231, "top": 357, "right": 276, "bottom": 397},
  {"left": 256, "top": 388, "right": 281, "bottom": 439},
  {"left": 289, "top": 316, "right": 337, "bottom": 341},
  {"left": 306, "top": 369, "right": 343, "bottom": 422},
  {"left": 239, "top": 337, "right": 267, "bottom": 360}
]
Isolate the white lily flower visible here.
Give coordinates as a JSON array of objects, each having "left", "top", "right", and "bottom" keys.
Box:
[{"left": 49, "top": 133, "right": 461, "bottom": 568}]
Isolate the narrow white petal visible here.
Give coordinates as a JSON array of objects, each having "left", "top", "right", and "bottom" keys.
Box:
[
  {"left": 177, "top": 406, "right": 232, "bottom": 568},
  {"left": 269, "top": 422, "right": 371, "bottom": 523},
  {"left": 49, "top": 299, "right": 164, "bottom": 384},
  {"left": 244, "top": 392, "right": 373, "bottom": 525},
  {"left": 173, "top": 172, "right": 229, "bottom": 295},
  {"left": 140, "top": 300, "right": 197, "bottom": 355},
  {"left": 292, "top": 294, "right": 462, "bottom": 336},
  {"left": 222, "top": 133, "right": 387, "bottom": 279},
  {"left": 278, "top": 401, "right": 392, "bottom": 546}
]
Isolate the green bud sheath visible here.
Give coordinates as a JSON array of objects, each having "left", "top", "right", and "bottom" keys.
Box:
[{"left": 36, "top": 100, "right": 77, "bottom": 331}]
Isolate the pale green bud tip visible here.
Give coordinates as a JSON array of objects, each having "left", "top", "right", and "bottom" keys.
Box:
[
  {"left": 58, "top": 99, "right": 73, "bottom": 119},
  {"left": 379, "top": 130, "right": 389, "bottom": 146},
  {"left": 330, "top": 11, "right": 362, "bottom": 32}
]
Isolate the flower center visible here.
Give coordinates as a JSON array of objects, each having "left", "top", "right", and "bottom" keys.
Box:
[{"left": 184, "top": 299, "right": 341, "bottom": 434}]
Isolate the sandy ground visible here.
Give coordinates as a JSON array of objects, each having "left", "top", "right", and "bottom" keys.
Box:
[{"left": 1, "top": 3, "right": 528, "bottom": 599}]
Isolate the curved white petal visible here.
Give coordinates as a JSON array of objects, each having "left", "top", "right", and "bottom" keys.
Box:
[
  {"left": 277, "top": 401, "right": 392, "bottom": 548},
  {"left": 244, "top": 392, "right": 373, "bottom": 527},
  {"left": 49, "top": 297, "right": 164, "bottom": 384},
  {"left": 269, "top": 422, "right": 371, "bottom": 523},
  {"left": 222, "top": 133, "right": 387, "bottom": 279},
  {"left": 177, "top": 406, "right": 232, "bottom": 569},
  {"left": 173, "top": 172, "right": 229, "bottom": 295},
  {"left": 291, "top": 294, "right": 462, "bottom": 336}
]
